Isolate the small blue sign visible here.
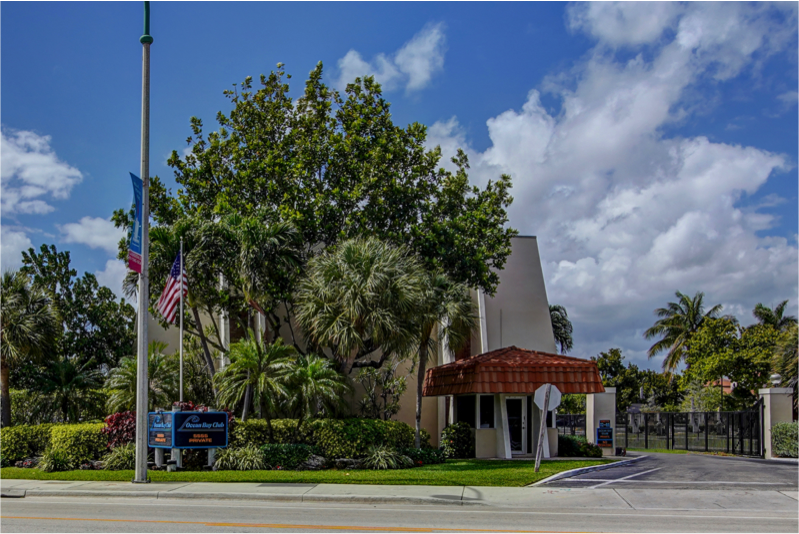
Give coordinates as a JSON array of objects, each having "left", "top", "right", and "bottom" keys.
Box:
[{"left": 148, "top": 412, "right": 173, "bottom": 448}]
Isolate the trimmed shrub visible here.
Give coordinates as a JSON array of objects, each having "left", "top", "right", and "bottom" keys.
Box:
[
  {"left": 0, "top": 423, "right": 55, "bottom": 466},
  {"left": 314, "top": 419, "right": 416, "bottom": 459},
  {"left": 102, "top": 411, "right": 136, "bottom": 450},
  {"left": 214, "top": 444, "right": 267, "bottom": 471},
  {"left": 229, "top": 419, "right": 317, "bottom": 448},
  {"left": 260, "top": 444, "right": 319, "bottom": 470},
  {"left": 557, "top": 434, "right": 602, "bottom": 458},
  {"left": 441, "top": 422, "right": 474, "bottom": 458},
  {"left": 39, "top": 448, "right": 76, "bottom": 472},
  {"left": 362, "top": 445, "right": 412, "bottom": 470},
  {"left": 102, "top": 443, "right": 136, "bottom": 470},
  {"left": 400, "top": 447, "right": 446, "bottom": 466},
  {"left": 772, "top": 421, "right": 798, "bottom": 458},
  {"left": 50, "top": 423, "right": 107, "bottom": 466}
]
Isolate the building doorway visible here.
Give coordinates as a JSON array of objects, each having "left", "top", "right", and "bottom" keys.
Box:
[{"left": 506, "top": 397, "right": 527, "bottom": 454}]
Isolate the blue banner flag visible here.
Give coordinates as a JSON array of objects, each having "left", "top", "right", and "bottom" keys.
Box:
[{"left": 129, "top": 173, "right": 143, "bottom": 274}]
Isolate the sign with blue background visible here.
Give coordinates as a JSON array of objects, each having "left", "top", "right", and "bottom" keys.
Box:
[
  {"left": 148, "top": 412, "right": 173, "bottom": 448},
  {"left": 173, "top": 412, "right": 228, "bottom": 449}
]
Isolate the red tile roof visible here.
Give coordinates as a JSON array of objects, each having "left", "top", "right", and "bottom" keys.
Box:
[{"left": 423, "top": 346, "right": 605, "bottom": 396}]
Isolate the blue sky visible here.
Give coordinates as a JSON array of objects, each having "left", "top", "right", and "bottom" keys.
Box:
[{"left": 2, "top": 2, "right": 797, "bottom": 370}]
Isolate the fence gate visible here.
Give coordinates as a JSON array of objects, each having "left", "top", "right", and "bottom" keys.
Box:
[
  {"left": 616, "top": 399, "right": 764, "bottom": 457},
  {"left": 556, "top": 413, "right": 586, "bottom": 438}
]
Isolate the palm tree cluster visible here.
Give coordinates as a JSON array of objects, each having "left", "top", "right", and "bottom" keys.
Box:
[
  {"left": 645, "top": 291, "right": 796, "bottom": 392},
  {"left": 1, "top": 271, "right": 59, "bottom": 427},
  {"left": 213, "top": 333, "right": 350, "bottom": 436}
]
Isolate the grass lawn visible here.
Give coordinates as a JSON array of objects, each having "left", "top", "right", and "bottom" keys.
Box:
[{"left": 0, "top": 459, "right": 611, "bottom": 487}]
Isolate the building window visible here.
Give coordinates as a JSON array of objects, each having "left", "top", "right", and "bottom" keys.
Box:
[
  {"left": 479, "top": 395, "right": 495, "bottom": 428},
  {"left": 456, "top": 395, "right": 476, "bottom": 428}
]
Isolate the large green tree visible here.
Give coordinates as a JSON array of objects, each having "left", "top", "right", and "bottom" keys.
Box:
[
  {"left": 0, "top": 271, "right": 59, "bottom": 427},
  {"left": 20, "top": 245, "right": 135, "bottom": 370},
  {"left": 683, "top": 317, "right": 778, "bottom": 409},
  {"left": 117, "top": 65, "right": 515, "bottom": 326},
  {"left": 644, "top": 290, "right": 723, "bottom": 373}
]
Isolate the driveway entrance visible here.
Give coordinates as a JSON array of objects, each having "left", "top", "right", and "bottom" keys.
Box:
[{"left": 545, "top": 451, "right": 799, "bottom": 491}]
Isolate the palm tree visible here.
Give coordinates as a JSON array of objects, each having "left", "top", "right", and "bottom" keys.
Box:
[
  {"left": 1, "top": 271, "right": 59, "bottom": 427},
  {"left": 412, "top": 272, "right": 475, "bottom": 448},
  {"left": 287, "top": 353, "right": 350, "bottom": 438},
  {"left": 773, "top": 323, "right": 798, "bottom": 408},
  {"left": 295, "top": 238, "right": 424, "bottom": 375},
  {"left": 549, "top": 304, "right": 573, "bottom": 354},
  {"left": 213, "top": 336, "right": 294, "bottom": 426},
  {"left": 753, "top": 301, "right": 797, "bottom": 332},
  {"left": 644, "top": 291, "right": 722, "bottom": 373},
  {"left": 105, "top": 341, "right": 178, "bottom": 413},
  {"left": 36, "top": 358, "right": 103, "bottom": 423}
]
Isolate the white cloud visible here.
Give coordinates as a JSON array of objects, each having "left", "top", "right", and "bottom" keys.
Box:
[
  {"left": 777, "top": 90, "right": 798, "bottom": 113},
  {"left": 335, "top": 23, "right": 446, "bottom": 93},
  {"left": 1, "top": 226, "right": 33, "bottom": 271},
  {"left": 96, "top": 259, "right": 129, "bottom": 300},
  {"left": 1, "top": 129, "right": 83, "bottom": 216},
  {"left": 59, "top": 216, "right": 124, "bottom": 254},
  {"left": 429, "top": 3, "right": 797, "bottom": 368}
]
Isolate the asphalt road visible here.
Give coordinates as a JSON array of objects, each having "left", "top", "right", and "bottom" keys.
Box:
[
  {"left": 2, "top": 495, "right": 797, "bottom": 533},
  {"left": 544, "top": 451, "right": 799, "bottom": 491}
]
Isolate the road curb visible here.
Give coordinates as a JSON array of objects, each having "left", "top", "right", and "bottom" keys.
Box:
[
  {"left": 5, "top": 488, "right": 486, "bottom": 507},
  {"left": 528, "top": 455, "right": 647, "bottom": 486}
]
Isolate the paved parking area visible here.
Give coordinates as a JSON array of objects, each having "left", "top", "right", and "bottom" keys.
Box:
[{"left": 545, "top": 451, "right": 799, "bottom": 491}]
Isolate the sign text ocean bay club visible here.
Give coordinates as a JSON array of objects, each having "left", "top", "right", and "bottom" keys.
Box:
[{"left": 148, "top": 411, "right": 228, "bottom": 449}]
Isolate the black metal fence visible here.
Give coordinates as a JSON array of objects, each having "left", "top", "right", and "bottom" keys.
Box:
[
  {"left": 616, "top": 400, "right": 763, "bottom": 457},
  {"left": 556, "top": 413, "right": 586, "bottom": 437}
]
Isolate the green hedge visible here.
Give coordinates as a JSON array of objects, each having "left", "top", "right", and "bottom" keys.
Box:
[
  {"left": 772, "top": 421, "right": 798, "bottom": 458},
  {"left": 260, "top": 444, "right": 319, "bottom": 469},
  {"left": 441, "top": 422, "right": 474, "bottom": 458},
  {"left": 0, "top": 423, "right": 55, "bottom": 465},
  {"left": 229, "top": 419, "right": 319, "bottom": 448},
  {"left": 49, "top": 423, "right": 107, "bottom": 466},
  {"left": 230, "top": 418, "right": 428, "bottom": 459},
  {"left": 558, "top": 434, "right": 602, "bottom": 458}
]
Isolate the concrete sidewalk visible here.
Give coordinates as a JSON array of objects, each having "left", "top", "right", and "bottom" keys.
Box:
[{"left": 2, "top": 478, "right": 797, "bottom": 510}]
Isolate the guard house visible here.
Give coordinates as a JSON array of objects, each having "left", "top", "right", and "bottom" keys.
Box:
[{"left": 423, "top": 346, "right": 604, "bottom": 458}]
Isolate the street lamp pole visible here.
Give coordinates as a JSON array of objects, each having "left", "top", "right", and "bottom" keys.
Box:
[{"left": 134, "top": 0, "right": 153, "bottom": 484}]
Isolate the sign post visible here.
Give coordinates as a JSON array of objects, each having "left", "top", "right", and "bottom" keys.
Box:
[{"left": 534, "top": 384, "right": 562, "bottom": 472}]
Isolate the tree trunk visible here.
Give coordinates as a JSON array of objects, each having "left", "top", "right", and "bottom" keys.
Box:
[
  {"left": 415, "top": 341, "right": 428, "bottom": 449},
  {"left": 242, "top": 378, "right": 251, "bottom": 422},
  {"left": 191, "top": 306, "right": 216, "bottom": 376},
  {"left": 1, "top": 363, "right": 11, "bottom": 428}
]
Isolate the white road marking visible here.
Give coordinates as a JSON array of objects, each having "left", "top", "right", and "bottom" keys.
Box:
[
  {"left": 562, "top": 479, "right": 789, "bottom": 485},
  {"left": 588, "top": 467, "right": 664, "bottom": 489}
]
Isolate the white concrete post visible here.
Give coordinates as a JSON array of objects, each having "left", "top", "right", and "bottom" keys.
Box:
[
  {"left": 759, "top": 388, "right": 793, "bottom": 459},
  {"left": 586, "top": 387, "right": 616, "bottom": 457}
]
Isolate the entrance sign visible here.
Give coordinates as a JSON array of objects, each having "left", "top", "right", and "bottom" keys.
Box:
[
  {"left": 172, "top": 412, "right": 228, "bottom": 449},
  {"left": 148, "top": 412, "right": 173, "bottom": 448}
]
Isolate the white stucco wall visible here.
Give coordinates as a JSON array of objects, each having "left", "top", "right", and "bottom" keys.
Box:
[{"left": 482, "top": 236, "right": 557, "bottom": 353}]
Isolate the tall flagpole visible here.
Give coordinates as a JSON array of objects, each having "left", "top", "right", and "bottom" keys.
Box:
[
  {"left": 134, "top": 1, "right": 153, "bottom": 484},
  {"left": 179, "top": 237, "right": 184, "bottom": 403}
]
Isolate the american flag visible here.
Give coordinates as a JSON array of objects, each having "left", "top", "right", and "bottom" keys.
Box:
[{"left": 156, "top": 251, "right": 187, "bottom": 324}]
